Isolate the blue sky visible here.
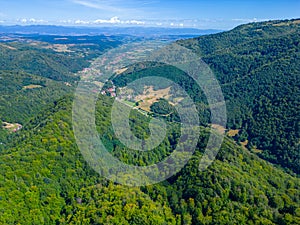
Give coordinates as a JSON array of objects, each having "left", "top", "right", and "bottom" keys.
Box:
[{"left": 0, "top": 0, "right": 299, "bottom": 29}]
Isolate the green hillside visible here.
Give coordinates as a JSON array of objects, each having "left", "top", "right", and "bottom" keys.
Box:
[
  {"left": 0, "top": 70, "right": 71, "bottom": 147},
  {"left": 0, "top": 35, "right": 123, "bottom": 143},
  {"left": 0, "top": 70, "right": 71, "bottom": 123},
  {"left": 0, "top": 96, "right": 299, "bottom": 224},
  {"left": 112, "top": 19, "right": 300, "bottom": 173},
  {"left": 0, "top": 36, "right": 122, "bottom": 82},
  {"left": 179, "top": 19, "right": 300, "bottom": 174},
  {"left": 0, "top": 19, "right": 299, "bottom": 224}
]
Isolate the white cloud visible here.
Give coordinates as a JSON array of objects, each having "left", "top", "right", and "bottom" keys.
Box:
[
  {"left": 18, "top": 18, "right": 48, "bottom": 24},
  {"left": 59, "top": 17, "right": 146, "bottom": 26},
  {"left": 71, "top": 0, "right": 122, "bottom": 12},
  {"left": 10, "top": 17, "right": 223, "bottom": 29},
  {"left": 59, "top": 19, "right": 73, "bottom": 24},
  {"left": 75, "top": 20, "right": 91, "bottom": 24},
  {"left": 168, "top": 22, "right": 186, "bottom": 28},
  {"left": 94, "top": 16, "right": 121, "bottom": 24},
  {"left": 124, "top": 20, "right": 145, "bottom": 25},
  {"left": 29, "top": 18, "right": 48, "bottom": 23}
]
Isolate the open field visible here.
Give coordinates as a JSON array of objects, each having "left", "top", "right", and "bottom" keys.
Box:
[
  {"left": 44, "top": 44, "right": 75, "bottom": 53},
  {"left": 22, "top": 84, "right": 43, "bottom": 90},
  {"left": 134, "top": 86, "right": 171, "bottom": 111},
  {"left": 28, "top": 41, "right": 75, "bottom": 53}
]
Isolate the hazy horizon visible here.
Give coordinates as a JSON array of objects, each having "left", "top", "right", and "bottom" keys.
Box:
[{"left": 0, "top": 0, "right": 299, "bottom": 29}]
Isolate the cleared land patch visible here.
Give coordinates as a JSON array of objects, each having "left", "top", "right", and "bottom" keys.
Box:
[
  {"left": 134, "top": 86, "right": 171, "bottom": 112},
  {"left": 22, "top": 84, "right": 43, "bottom": 90},
  {"left": 227, "top": 129, "right": 240, "bottom": 137},
  {"left": 115, "top": 68, "right": 128, "bottom": 75},
  {"left": 2, "top": 122, "right": 22, "bottom": 132},
  {"left": 211, "top": 124, "right": 226, "bottom": 134}
]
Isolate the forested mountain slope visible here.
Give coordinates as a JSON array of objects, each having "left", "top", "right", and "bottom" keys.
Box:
[
  {"left": 112, "top": 19, "right": 299, "bottom": 173},
  {"left": 178, "top": 19, "right": 300, "bottom": 173},
  {"left": 0, "top": 71, "right": 70, "bottom": 123},
  {"left": 0, "top": 96, "right": 299, "bottom": 224},
  {"left": 0, "top": 35, "right": 122, "bottom": 81},
  {"left": 0, "top": 19, "right": 299, "bottom": 224},
  {"left": 0, "top": 35, "right": 123, "bottom": 144}
]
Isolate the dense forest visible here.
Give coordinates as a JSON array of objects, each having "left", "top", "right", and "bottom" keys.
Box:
[
  {"left": 0, "top": 19, "right": 299, "bottom": 224},
  {"left": 0, "top": 35, "right": 123, "bottom": 144},
  {"left": 0, "top": 70, "right": 70, "bottom": 123},
  {"left": 179, "top": 19, "right": 300, "bottom": 174},
  {"left": 0, "top": 96, "right": 299, "bottom": 224},
  {"left": 112, "top": 19, "right": 300, "bottom": 174}
]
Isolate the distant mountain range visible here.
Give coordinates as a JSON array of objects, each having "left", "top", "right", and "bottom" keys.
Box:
[{"left": 0, "top": 25, "right": 222, "bottom": 37}]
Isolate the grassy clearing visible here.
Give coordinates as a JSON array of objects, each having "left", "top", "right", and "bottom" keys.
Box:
[
  {"left": 46, "top": 44, "right": 74, "bottom": 53},
  {"left": 134, "top": 86, "right": 171, "bottom": 111},
  {"left": 115, "top": 68, "right": 128, "bottom": 75},
  {"left": 227, "top": 129, "right": 240, "bottom": 137},
  {"left": 23, "top": 84, "right": 43, "bottom": 90},
  {"left": 211, "top": 124, "right": 226, "bottom": 134}
]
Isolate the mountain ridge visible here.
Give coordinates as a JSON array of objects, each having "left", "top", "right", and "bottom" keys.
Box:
[{"left": 0, "top": 25, "right": 222, "bottom": 37}]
